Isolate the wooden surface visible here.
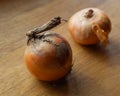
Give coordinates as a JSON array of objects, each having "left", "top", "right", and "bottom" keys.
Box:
[{"left": 0, "top": 0, "right": 120, "bottom": 96}]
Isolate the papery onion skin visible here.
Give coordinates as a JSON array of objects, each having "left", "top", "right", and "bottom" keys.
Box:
[
  {"left": 24, "top": 32, "right": 72, "bottom": 81},
  {"left": 68, "top": 8, "right": 111, "bottom": 45}
]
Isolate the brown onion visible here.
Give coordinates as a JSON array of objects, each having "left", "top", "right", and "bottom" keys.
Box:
[
  {"left": 68, "top": 8, "right": 111, "bottom": 46},
  {"left": 24, "top": 17, "right": 72, "bottom": 81}
]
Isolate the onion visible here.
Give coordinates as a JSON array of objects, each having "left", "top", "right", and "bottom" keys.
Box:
[
  {"left": 24, "top": 17, "right": 72, "bottom": 81},
  {"left": 68, "top": 8, "right": 111, "bottom": 46}
]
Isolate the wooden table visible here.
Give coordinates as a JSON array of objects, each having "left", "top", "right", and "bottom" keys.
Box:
[{"left": 0, "top": 0, "right": 120, "bottom": 96}]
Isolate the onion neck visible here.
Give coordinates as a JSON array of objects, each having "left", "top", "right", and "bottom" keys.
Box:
[
  {"left": 92, "top": 24, "right": 109, "bottom": 46},
  {"left": 26, "top": 16, "right": 67, "bottom": 45},
  {"left": 84, "top": 9, "right": 94, "bottom": 18}
]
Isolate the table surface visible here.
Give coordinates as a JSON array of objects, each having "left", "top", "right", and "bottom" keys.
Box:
[{"left": 0, "top": 0, "right": 120, "bottom": 96}]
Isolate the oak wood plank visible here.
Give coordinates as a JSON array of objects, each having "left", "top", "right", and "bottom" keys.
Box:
[{"left": 0, "top": 0, "right": 120, "bottom": 96}]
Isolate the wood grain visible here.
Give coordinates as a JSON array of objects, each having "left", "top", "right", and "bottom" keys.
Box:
[{"left": 0, "top": 0, "right": 120, "bottom": 96}]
